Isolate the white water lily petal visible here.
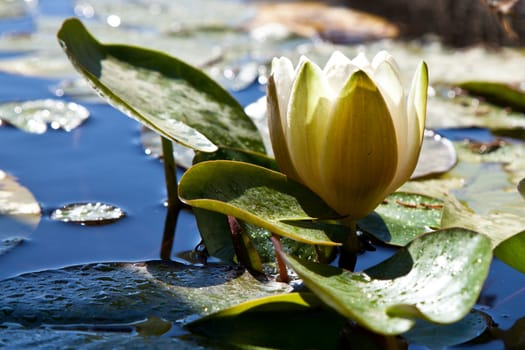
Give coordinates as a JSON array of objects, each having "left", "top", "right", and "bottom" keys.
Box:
[
  {"left": 270, "top": 57, "right": 295, "bottom": 136},
  {"left": 321, "top": 71, "right": 398, "bottom": 218},
  {"left": 323, "top": 51, "right": 357, "bottom": 98},
  {"left": 387, "top": 61, "right": 428, "bottom": 194},
  {"left": 286, "top": 60, "right": 332, "bottom": 194}
]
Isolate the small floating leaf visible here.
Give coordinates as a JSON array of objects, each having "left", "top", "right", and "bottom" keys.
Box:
[
  {"left": 411, "top": 130, "right": 457, "bottom": 179},
  {"left": 519, "top": 178, "right": 525, "bottom": 199},
  {"left": 494, "top": 231, "right": 525, "bottom": 275},
  {"left": 179, "top": 160, "right": 347, "bottom": 245},
  {"left": 282, "top": 228, "right": 492, "bottom": 335},
  {"left": 359, "top": 192, "right": 444, "bottom": 246},
  {"left": 0, "top": 99, "right": 89, "bottom": 134},
  {"left": 50, "top": 202, "right": 125, "bottom": 226}
]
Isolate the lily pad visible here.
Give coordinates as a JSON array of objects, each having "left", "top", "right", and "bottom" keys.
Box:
[
  {"left": 358, "top": 192, "right": 444, "bottom": 246},
  {"left": 411, "top": 130, "right": 457, "bottom": 179},
  {"left": 0, "top": 170, "right": 41, "bottom": 255},
  {"left": 0, "top": 261, "right": 291, "bottom": 327},
  {"left": 282, "top": 228, "right": 492, "bottom": 335},
  {"left": 494, "top": 231, "right": 525, "bottom": 275},
  {"left": 458, "top": 81, "right": 525, "bottom": 113},
  {"left": 403, "top": 310, "right": 490, "bottom": 350},
  {"left": 57, "top": 18, "right": 265, "bottom": 153},
  {"left": 50, "top": 202, "right": 126, "bottom": 226},
  {"left": 0, "top": 99, "right": 89, "bottom": 134},
  {"left": 179, "top": 160, "right": 347, "bottom": 245},
  {"left": 519, "top": 178, "right": 525, "bottom": 199}
]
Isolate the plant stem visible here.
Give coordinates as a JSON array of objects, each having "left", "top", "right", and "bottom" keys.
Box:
[
  {"left": 160, "top": 136, "right": 182, "bottom": 260},
  {"left": 339, "top": 219, "right": 359, "bottom": 271},
  {"left": 270, "top": 234, "right": 290, "bottom": 283}
]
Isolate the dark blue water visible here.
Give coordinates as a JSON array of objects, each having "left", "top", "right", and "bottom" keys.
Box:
[{"left": 0, "top": 1, "right": 523, "bottom": 349}]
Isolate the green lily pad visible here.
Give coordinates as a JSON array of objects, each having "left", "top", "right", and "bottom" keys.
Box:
[
  {"left": 0, "top": 261, "right": 291, "bottom": 327},
  {"left": 403, "top": 310, "right": 490, "bottom": 350},
  {"left": 459, "top": 81, "right": 525, "bottom": 113},
  {"left": 358, "top": 192, "right": 444, "bottom": 246},
  {"left": 494, "top": 231, "right": 525, "bottom": 275},
  {"left": 187, "top": 292, "right": 346, "bottom": 349},
  {"left": 179, "top": 160, "right": 347, "bottom": 246},
  {"left": 282, "top": 228, "right": 492, "bottom": 335},
  {"left": 57, "top": 18, "right": 265, "bottom": 153}
]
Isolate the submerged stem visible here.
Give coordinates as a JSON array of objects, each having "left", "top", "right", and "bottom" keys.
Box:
[
  {"left": 160, "top": 136, "right": 182, "bottom": 260},
  {"left": 339, "top": 219, "right": 360, "bottom": 271}
]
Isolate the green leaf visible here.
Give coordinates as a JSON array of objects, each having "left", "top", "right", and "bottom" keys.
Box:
[
  {"left": 494, "top": 231, "right": 525, "bottom": 274},
  {"left": 57, "top": 18, "right": 265, "bottom": 153},
  {"left": 192, "top": 208, "right": 236, "bottom": 263},
  {"left": 282, "top": 228, "right": 492, "bottom": 335},
  {"left": 359, "top": 192, "right": 444, "bottom": 246},
  {"left": 187, "top": 292, "right": 346, "bottom": 349},
  {"left": 459, "top": 81, "right": 525, "bottom": 113},
  {"left": 179, "top": 160, "right": 347, "bottom": 245}
]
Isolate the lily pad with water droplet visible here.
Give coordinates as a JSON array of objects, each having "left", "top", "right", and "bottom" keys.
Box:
[
  {"left": 281, "top": 228, "right": 492, "bottom": 335},
  {"left": 358, "top": 192, "right": 444, "bottom": 246},
  {"left": 0, "top": 99, "right": 89, "bottom": 134},
  {"left": 50, "top": 202, "right": 125, "bottom": 226}
]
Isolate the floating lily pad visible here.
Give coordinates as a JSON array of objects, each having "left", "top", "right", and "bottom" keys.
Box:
[
  {"left": 411, "top": 130, "right": 457, "bottom": 179},
  {"left": 403, "top": 310, "right": 490, "bottom": 350},
  {"left": 519, "top": 178, "right": 525, "bottom": 199},
  {"left": 140, "top": 126, "right": 195, "bottom": 169},
  {"left": 359, "top": 192, "right": 444, "bottom": 246},
  {"left": 0, "top": 99, "right": 89, "bottom": 134},
  {"left": 459, "top": 81, "right": 525, "bottom": 113},
  {"left": 179, "top": 160, "right": 347, "bottom": 246},
  {"left": 0, "top": 170, "right": 41, "bottom": 255},
  {"left": 50, "top": 202, "right": 125, "bottom": 226},
  {"left": 0, "top": 261, "right": 291, "bottom": 326},
  {"left": 282, "top": 228, "right": 492, "bottom": 335}
]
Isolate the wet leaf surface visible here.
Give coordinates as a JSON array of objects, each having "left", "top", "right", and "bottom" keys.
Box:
[
  {"left": 179, "top": 160, "right": 347, "bottom": 245},
  {"left": 0, "top": 261, "right": 291, "bottom": 327},
  {"left": 0, "top": 99, "right": 89, "bottom": 134},
  {"left": 50, "top": 202, "right": 126, "bottom": 225},
  {"left": 459, "top": 81, "right": 525, "bottom": 113},
  {"left": 57, "top": 18, "right": 265, "bottom": 153},
  {"left": 359, "top": 192, "right": 444, "bottom": 246},
  {"left": 282, "top": 228, "right": 492, "bottom": 335}
]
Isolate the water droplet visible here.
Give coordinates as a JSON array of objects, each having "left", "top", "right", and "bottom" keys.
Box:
[{"left": 50, "top": 202, "right": 125, "bottom": 226}]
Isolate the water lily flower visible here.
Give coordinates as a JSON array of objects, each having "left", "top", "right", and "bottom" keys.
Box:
[{"left": 267, "top": 51, "right": 428, "bottom": 220}]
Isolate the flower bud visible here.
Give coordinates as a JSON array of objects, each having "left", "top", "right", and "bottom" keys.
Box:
[{"left": 267, "top": 51, "right": 428, "bottom": 219}]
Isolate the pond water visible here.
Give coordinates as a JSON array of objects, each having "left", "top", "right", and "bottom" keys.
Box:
[{"left": 0, "top": 1, "right": 524, "bottom": 349}]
